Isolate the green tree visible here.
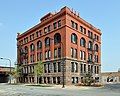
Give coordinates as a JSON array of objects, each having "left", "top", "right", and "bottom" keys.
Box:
[
  {"left": 83, "top": 71, "right": 94, "bottom": 86},
  {"left": 11, "top": 65, "right": 22, "bottom": 83},
  {"left": 34, "top": 61, "right": 44, "bottom": 84}
]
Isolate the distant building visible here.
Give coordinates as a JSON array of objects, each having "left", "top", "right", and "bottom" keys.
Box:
[
  {"left": 0, "top": 66, "right": 14, "bottom": 83},
  {"left": 17, "top": 6, "right": 101, "bottom": 85},
  {"left": 101, "top": 71, "right": 120, "bottom": 84}
]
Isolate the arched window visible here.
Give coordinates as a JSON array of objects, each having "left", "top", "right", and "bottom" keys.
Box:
[
  {"left": 37, "top": 40, "right": 42, "bottom": 50},
  {"left": 54, "top": 33, "right": 61, "bottom": 44},
  {"left": 88, "top": 41, "right": 93, "bottom": 50},
  {"left": 71, "top": 33, "right": 77, "bottom": 44},
  {"left": 94, "top": 44, "right": 99, "bottom": 52},
  {"left": 80, "top": 37, "right": 86, "bottom": 47},
  {"left": 45, "top": 37, "right": 50, "bottom": 47},
  {"left": 30, "top": 43, "right": 35, "bottom": 52}
]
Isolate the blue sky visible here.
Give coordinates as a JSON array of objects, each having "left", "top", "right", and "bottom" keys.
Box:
[{"left": 0, "top": 0, "right": 120, "bottom": 72}]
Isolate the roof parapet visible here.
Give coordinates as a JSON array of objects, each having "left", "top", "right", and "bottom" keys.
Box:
[{"left": 40, "top": 13, "right": 54, "bottom": 22}]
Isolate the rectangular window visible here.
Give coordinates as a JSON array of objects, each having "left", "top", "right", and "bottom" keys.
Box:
[
  {"left": 88, "top": 53, "right": 93, "bottom": 62},
  {"left": 58, "top": 62, "right": 61, "bottom": 72},
  {"left": 48, "top": 63, "right": 50, "bottom": 73},
  {"left": 44, "top": 27, "right": 47, "bottom": 33},
  {"left": 91, "top": 65, "right": 93, "bottom": 73},
  {"left": 71, "top": 48, "right": 74, "bottom": 58},
  {"left": 40, "top": 52, "right": 42, "bottom": 61},
  {"left": 74, "top": 49, "right": 77, "bottom": 58},
  {"left": 53, "top": 63, "right": 56, "bottom": 72},
  {"left": 83, "top": 28, "right": 86, "bottom": 34},
  {"left": 97, "top": 55, "right": 99, "bottom": 63},
  {"left": 84, "top": 64, "right": 86, "bottom": 73},
  {"left": 58, "top": 47, "right": 61, "bottom": 58},
  {"left": 71, "top": 20, "right": 74, "bottom": 28},
  {"left": 71, "top": 62, "right": 74, "bottom": 72},
  {"left": 45, "top": 51, "right": 47, "bottom": 60},
  {"left": 36, "top": 31, "right": 39, "bottom": 37},
  {"left": 76, "top": 77, "right": 79, "bottom": 83},
  {"left": 94, "top": 34, "right": 97, "bottom": 40},
  {"left": 44, "top": 77, "right": 46, "bottom": 83},
  {"left": 71, "top": 20, "right": 78, "bottom": 30},
  {"left": 94, "top": 66, "right": 96, "bottom": 74},
  {"left": 80, "top": 50, "right": 83, "bottom": 60},
  {"left": 88, "top": 65, "right": 90, "bottom": 72},
  {"left": 30, "top": 35, "right": 32, "bottom": 41},
  {"left": 30, "top": 54, "right": 34, "bottom": 63},
  {"left": 32, "top": 66, "right": 34, "bottom": 73},
  {"left": 39, "top": 30, "right": 42, "bottom": 36},
  {"left": 80, "top": 26, "right": 83, "bottom": 32},
  {"left": 83, "top": 51, "right": 86, "bottom": 60},
  {"left": 54, "top": 49, "right": 57, "bottom": 58},
  {"left": 26, "top": 37, "right": 28, "bottom": 43},
  {"left": 44, "top": 64, "right": 47, "bottom": 73},
  {"left": 48, "top": 50, "right": 51, "bottom": 59},
  {"left": 53, "top": 22, "right": 57, "bottom": 29},
  {"left": 72, "top": 77, "right": 75, "bottom": 84},
  {"left": 48, "top": 25, "right": 51, "bottom": 32},
  {"left": 94, "top": 55, "right": 98, "bottom": 63},
  {"left": 58, "top": 20, "right": 61, "bottom": 27},
  {"left": 97, "top": 66, "right": 99, "bottom": 74},
  {"left": 91, "top": 32, "right": 93, "bottom": 39},
  {"left": 75, "top": 63, "right": 78, "bottom": 72},
  {"left": 30, "top": 34, "right": 34, "bottom": 40},
  {"left": 80, "top": 64, "right": 83, "bottom": 73},
  {"left": 97, "top": 36, "right": 99, "bottom": 41},
  {"left": 88, "top": 30, "right": 91, "bottom": 38},
  {"left": 24, "top": 38, "right": 26, "bottom": 44},
  {"left": 75, "top": 23, "right": 78, "bottom": 30}
]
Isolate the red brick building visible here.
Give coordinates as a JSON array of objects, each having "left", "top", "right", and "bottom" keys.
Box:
[{"left": 17, "top": 6, "right": 101, "bottom": 85}]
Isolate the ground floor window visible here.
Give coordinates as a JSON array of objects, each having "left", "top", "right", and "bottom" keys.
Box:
[
  {"left": 44, "top": 77, "right": 46, "bottom": 83},
  {"left": 47, "top": 77, "right": 50, "bottom": 84},
  {"left": 57, "top": 77, "right": 61, "bottom": 84},
  {"left": 72, "top": 77, "right": 78, "bottom": 84},
  {"left": 53, "top": 77, "right": 56, "bottom": 84},
  {"left": 81, "top": 77, "right": 83, "bottom": 83}
]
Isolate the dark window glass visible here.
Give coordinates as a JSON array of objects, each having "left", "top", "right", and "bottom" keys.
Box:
[
  {"left": 80, "top": 38, "right": 86, "bottom": 47},
  {"left": 30, "top": 43, "right": 35, "bottom": 52},
  {"left": 53, "top": 22, "right": 57, "bottom": 29},
  {"left": 88, "top": 41, "right": 93, "bottom": 50},
  {"left": 81, "top": 64, "right": 83, "bottom": 73},
  {"left": 45, "top": 37, "right": 50, "bottom": 47},
  {"left": 58, "top": 47, "right": 61, "bottom": 58},
  {"left": 84, "top": 64, "right": 86, "bottom": 73},
  {"left": 54, "top": 33, "right": 61, "bottom": 44},
  {"left": 53, "top": 63, "right": 56, "bottom": 72},
  {"left": 71, "top": 33, "right": 77, "bottom": 44},
  {"left": 71, "top": 62, "right": 74, "bottom": 72},
  {"left": 58, "top": 62, "right": 61, "bottom": 72},
  {"left": 58, "top": 20, "right": 61, "bottom": 27},
  {"left": 94, "top": 44, "right": 99, "bottom": 52},
  {"left": 37, "top": 41, "right": 42, "bottom": 50}
]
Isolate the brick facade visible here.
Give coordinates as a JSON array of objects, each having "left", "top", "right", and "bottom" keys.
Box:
[{"left": 17, "top": 6, "right": 101, "bottom": 85}]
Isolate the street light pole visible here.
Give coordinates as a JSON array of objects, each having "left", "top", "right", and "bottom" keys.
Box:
[
  {"left": 0, "top": 57, "right": 12, "bottom": 84},
  {"left": 60, "top": 42, "right": 65, "bottom": 88}
]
